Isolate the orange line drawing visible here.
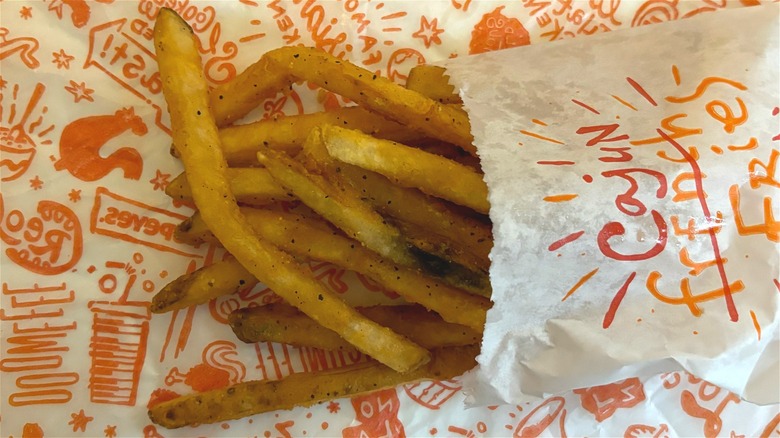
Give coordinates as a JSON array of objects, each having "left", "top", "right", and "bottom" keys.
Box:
[
  {"left": 0, "top": 28, "right": 40, "bottom": 68},
  {"left": 645, "top": 271, "right": 744, "bottom": 317},
  {"left": 0, "top": 196, "right": 84, "bottom": 275},
  {"left": 89, "top": 186, "right": 202, "bottom": 257},
  {"left": 165, "top": 340, "right": 246, "bottom": 392},
  {"left": 666, "top": 76, "right": 747, "bottom": 104},
  {"left": 750, "top": 310, "right": 761, "bottom": 340},
  {"left": 513, "top": 396, "right": 567, "bottom": 437},
  {"left": 611, "top": 94, "right": 638, "bottom": 111},
  {"left": 730, "top": 185, "right": 779, "bottom": 242},
  {"left": 1, "top": 82, "right": 49, "bottom": 182},
  {"left": 572, "top": 98, "right": 600, "bottom": 114},
  {"left": 404, "top": 379, "right": 461, "bottom": 409},
  {"left": 672, "top": 64, "right": 681, "bottom": 85},
  {"left": 562, "top": 268, "right": 599, "bottom": 302},
  {"left": 726, "top": 136, "right": 758, "bottom": 151},
  {"left": 532, "top": 118, "right": 548, "bottom": 126},
  {"left": 88, "top": 258, "right": 150, "bottom": 406},
  {"left": 575, "top": 378, "right": 645, "bottom": 422},
  {"left": 543, "top": 194, "right": 578, "bottom": 202},
  {"left": 519, "top": 129, "right": 565, "bottom": 145}
]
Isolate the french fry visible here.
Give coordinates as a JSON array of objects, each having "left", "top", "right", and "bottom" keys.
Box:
[
  {"left": 405, "top": 64, "right": 461, "bottom": 104},
  {"left": 168, "top": 164, "right": 493, "bottom": 271},
  {"left": 258, "top": 147, "right": 491, "bottom": 297},
  {"left": 151, "top": 256, "right": 255, "bottom": 313},
  {"left": 209, "top": 46, "right": 475, "bottom": 155},
  {"left": 148, "top": 345, "right": 478, "bottom": 428},
  {"left": 320, "top": 124, "right": 490, "bottom": 214},
  {"left": 256, "top": 148, "right": 417, "bottom": 267},
  {"left": 166, "top": 168, "right": 294, "bottom": 206},
  {"left": 220, "top": 106, "right": 421, "bottom": 166},
  {"left": 165, "top": 208, "right": 490, "bottom": 332},
  {"left": 154, "top": 8, "right": 429, "bottom": 374},
  {"left": 229, "top": 303, "right": 481, "bottom": 349}
]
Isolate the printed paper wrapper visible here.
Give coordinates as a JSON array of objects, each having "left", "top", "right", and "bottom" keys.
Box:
[
  {"left": 1, "top": 1, "right": 779, "bottom": 437},
  {"left": 441, "top": 4, "right": 780, "bottom": 408}
]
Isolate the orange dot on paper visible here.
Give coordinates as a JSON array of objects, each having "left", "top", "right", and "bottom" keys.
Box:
[
  {"left": 306, "top": 412, "right": 312, "bottom": 419},
  {"left": 693, "top": 331, "right": 699, "bottom": 335},
  {"left": 221, "top": 423, "right": 230, "bottom": 430},
  {"left": 321, "top": 422, "right": 328, "bottom": 430},
  {"left": 143, "top": 280, "right": 155, "bottom": 292},
  {"left": 160, "top": 270, "right": 168, "bottom": 278},
  {"left": 430, "top": 428, "right": 438, "bottom": 435}
]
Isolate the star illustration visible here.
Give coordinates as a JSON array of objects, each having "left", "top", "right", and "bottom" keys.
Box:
[
  {"left": 68, "top": 188, "right": 82, "bottom": 202},
  {"left": 326, "top": 400, "right": 340, "bottom": 413},
  {"left": 65, "top": 80, "right": 95, "bottom": 103},
  {"left": 20, "top": 6, "right": 33, "bottom": 19},
  {"left": 29, "top": 176, "right": 43, "bottom": 190},
  {"left": 68, "top": 409, "right": 94, "bottom": 432},
  {"left": 0, "top": 76, "right": 7, "bottom": 89},
  {"left": 104, "top": 424, "right": 117, "bottom": 438},
  {"left": 52, "top": 49, "right": 75, "bottom": 69},
  {"left": 413, "top": 16, "right": 444, "bottom": 48},
  {"left": 149, "top": 169, "right": 171, "bottom": 191}
]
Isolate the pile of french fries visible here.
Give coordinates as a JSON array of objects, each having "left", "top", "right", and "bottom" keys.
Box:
[{"left": 148, "top": 8, "right": 493, "bottom": 428}]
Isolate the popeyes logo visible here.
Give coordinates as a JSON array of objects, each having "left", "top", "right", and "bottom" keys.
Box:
[
  {"left": 90, "top": 186, "right": 201, "bottom": 258},
  {"left": 0, "top": 195, "right": 82, "bottom": 275}
]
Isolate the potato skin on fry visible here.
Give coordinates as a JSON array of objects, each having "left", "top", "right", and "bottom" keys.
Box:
[
  {"left": 148, "top": 345, "right": 478, "bottom": 429},
  {"left": 210, "top": 46, "right": 474, "bottom": 155},
  {"left": 229, "top": 303, "right": 481, "bottom": 349},
  {"left": 153, "top": 8, "right": 430, "bottom": 374}
]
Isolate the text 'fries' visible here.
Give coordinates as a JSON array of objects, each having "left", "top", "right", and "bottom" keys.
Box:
[{"left": 149, "top": 7, "right": 493, "bottom": 428}]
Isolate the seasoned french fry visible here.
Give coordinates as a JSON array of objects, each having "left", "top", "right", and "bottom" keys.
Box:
[
  {"left": 166, "top": 168, "right": 294, "bottom": 206},
  {"left": 151, "top": 257, "right": 255, "bottom": 313},
  {"left": 154, "top": 8, "right": 429, "bottom": 374},
  {"left": 210, "top": 46, "right": 475, "bottom": 155},
  {"left": 230, "top": 303, "right": 481, "bottom": 349},
  {"left": 166, "top": 208, "right": 490, "bottom": 331},
  {"left": 405, "top": 64, "right": 461, "bottom": 104},
  {"left": 341, "top": 166, "right": 493, "bottom": 266},
  {"left": 220, "top": 106, "right": 421, "bottom": 166},
  {"left": 256, "top": 148, "right": 417, "bottom": 267},
  {"left": 148, "top": 345, "right": 478, "bottom": 428},
  {"left": 320, "top": 124, "right": 490, "bottom": 214},
  {"left": 258, "top": 147, "right": 491, "bottom": 297},
  {"left": 169, "top": 164, "right": 493, "bottom": 270}
]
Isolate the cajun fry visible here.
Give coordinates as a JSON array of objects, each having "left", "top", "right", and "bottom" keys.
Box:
[
  {"left": 165, "top": 208, "right": 490, "bottom": 331},
  {"left": 154, "top": 8, "right": 430, "bottom": 373},
  {"left": 258, "top": 147, "right": 491, "bottom": 296},
  {"left": 148, "top": 345, "right": 478, "bottom": 428},
  {"left": 166, "top": 168, "right": 294, "bottom": 206},
  {"left": 220, "top": 106, "right": 421, "bottom": 166},
  {"left": 209, "top": 46, "right": 475, "bottom": 154},
  {"left": 151, "top": 257, "right": 255, "bottom": 313},
  {"left": 320, "top": 124, "right": 490, "bottom": 214},
  {"left": 229, "top": 303, "right": 481, "bottom": 349},
  {"left": 405, "top": 64, "right": 461, "bottom": 104}
]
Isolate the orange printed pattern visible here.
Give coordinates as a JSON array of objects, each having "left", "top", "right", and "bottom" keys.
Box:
[{"left": 1, "top": 1, "right": 778, "bottom": 437}]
